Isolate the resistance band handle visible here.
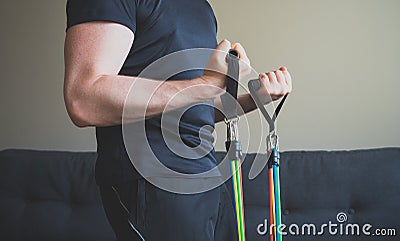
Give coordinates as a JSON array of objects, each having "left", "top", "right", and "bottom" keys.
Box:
[
  {"left": 248, "top": 78, "right": 261, "bottom": 91},
  {"left": 221, "top": 49, "right": 240, "bottom": 120},
  {"left": 222, "top": 50, "right": 243, "bottom": 159},
  {"left": 248, "top": 79, "right": 289, "bottom": 133},
  {"left": 248, "top": 79, "right": 276, "bottom": 131}
]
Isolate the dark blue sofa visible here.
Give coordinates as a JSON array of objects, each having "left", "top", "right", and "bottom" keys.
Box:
[{"left": 0, "top": 148, "right": 399, "bottom": 241}]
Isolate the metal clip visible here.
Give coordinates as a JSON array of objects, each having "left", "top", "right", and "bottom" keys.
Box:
[
  {"left": 267, "top": 131, "right": 279, "bottom": 152},
  {"left": 225, "top": 117, "right": 240, "bottom": 142}
]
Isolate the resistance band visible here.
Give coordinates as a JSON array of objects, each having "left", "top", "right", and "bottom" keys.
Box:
[
  {"left": 248, "top": 79, "right": 288, "bottom": 241},
  {"left": 221, "top": 49, "right": 246, "bottom": 241}
]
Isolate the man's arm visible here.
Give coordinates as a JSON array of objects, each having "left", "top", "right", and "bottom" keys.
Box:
[{"left": 64, "top": 22, "right": 229, "bottom": 127}]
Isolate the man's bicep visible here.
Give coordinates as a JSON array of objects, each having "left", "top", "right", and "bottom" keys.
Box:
[{"left": 64, "top": 22, "right": 134, "bottom": 85}]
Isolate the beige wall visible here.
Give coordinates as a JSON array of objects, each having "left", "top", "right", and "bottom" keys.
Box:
[
  {"left": 1, "top": 0, "right": 399, "bottom": 152},
  {"left": 0, "top": 0, "right": 96, "bottom": 151}
]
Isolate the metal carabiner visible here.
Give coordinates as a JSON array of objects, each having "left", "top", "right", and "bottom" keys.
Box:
[
  {"left": 267, "top": 131, "right": 279, "bottom": 152},
  {"left": 225, "top": 117, "right": 240, "bottom": 142}
]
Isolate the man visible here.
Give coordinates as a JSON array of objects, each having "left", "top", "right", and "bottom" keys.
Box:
[{"left": 64, "top": 0, "right": 292, "bottom": 240}]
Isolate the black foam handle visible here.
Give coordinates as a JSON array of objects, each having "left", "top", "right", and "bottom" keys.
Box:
[
  {"left": 248, "top": 79, "right": 261, "bottom": 91},
  {"left": 221, "top": 49, "right": 240, "bottom": 120},
  {"left": 228, "top": 49, "right": 239, "bottom": 58}
]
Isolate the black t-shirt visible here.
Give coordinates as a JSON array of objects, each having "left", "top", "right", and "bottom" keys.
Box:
[{"left": 66, "top": 0, "right": 219, "bottom": 185}]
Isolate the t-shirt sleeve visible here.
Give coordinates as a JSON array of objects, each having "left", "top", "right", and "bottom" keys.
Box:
[{"left": 66, "top": 0, "right": 137, "bottom": 33}]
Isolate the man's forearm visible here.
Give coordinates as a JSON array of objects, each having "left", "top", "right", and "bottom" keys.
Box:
[{"left": 66, "top": 74, "right": 221, "bottom": 127}]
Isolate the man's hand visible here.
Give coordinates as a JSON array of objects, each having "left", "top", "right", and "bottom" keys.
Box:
[
  {"left": 200, "top": 39, "right": 252, "bottom": 96},
  {"left": 201, "top": 38, "right": 291, "bottom": 103},
  {"left": 258, "top": 66, "right": 292, "bottom": 102},
  {"left": 210, "top": 41, "right": 293, "bottom": 122}
]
